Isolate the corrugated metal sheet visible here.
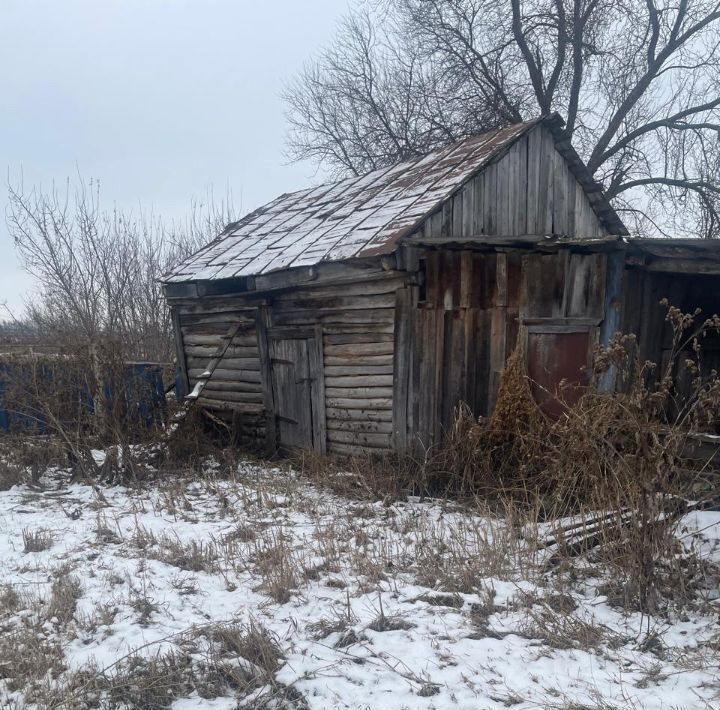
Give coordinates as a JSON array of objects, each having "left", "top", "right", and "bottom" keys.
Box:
[{"left": 164, "top": 115, "right": 620, "bottom": 284}]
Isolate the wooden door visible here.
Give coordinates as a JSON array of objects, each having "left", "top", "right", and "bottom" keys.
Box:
[{"left": 270, "top": 338, "right": 314, "bottom": 450}]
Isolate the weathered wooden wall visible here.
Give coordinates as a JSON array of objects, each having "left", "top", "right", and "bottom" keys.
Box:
[
  {"left": 168, "top": 258, "right": 409, "bottom": 455},
  {"left": 394, "top": 247, "right": 611, "bottom": 450},
  {"left": 416, "top": 124, "right": 608, "bottom": 240},
  {"left": 621, "top": 268, "right": 720, "bottom": 392},
  {"left": 167, "top": 121, "right": 624, "bottom": 456}
]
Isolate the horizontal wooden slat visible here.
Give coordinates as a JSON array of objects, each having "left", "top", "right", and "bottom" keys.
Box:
[
  {"left": 197, "top": 390, "right": 264, "bottom": 404},
  {"left": 176, "top": 301, "right": 261, "bottom": 316},
  {"left": 325, "top": 387, "right": 394, "bottom": 399},
  {"left": 326, "top": 419, "right": 393, "bottom": 434},
  {"left": 193, "top": 381, "right": 262, "bottom": 393},
  {"left": 273, "top": 309, "right": 395, "bottom": 327},
  {"left": 188, "top": 368, "right": 262, "bottom": 383},
  {"left": 273, "top": 293, "right": 396, "bottom": 311},
  {"left": 179, "top": 311, "right": 256, "bottom": 326},
  {"left": 324, "top": 355, "right": 393, "bottom": 367},
  {"left": 187, "top": 357, "right": 260, "bottom": 370},
  {"left": 324, "top": 333, "right": 395, "bottom": 345},
  {"left": 326, "top": 398, "right": 392, "bottom": 410},
  {"left": 196, "top": 399, "right": 265, "bottom": 414},
  {"left": 181, "top": 321, "right": 256, "bottom": 335},
  {"left": 328, "top": 441, "right": 391, "bottom": 456},
  {"left": 324, "top": 366, "right": 393, "bottom": 377},
  {"left": 324, "top": 342, "right": 394, "bottom": 357},
  {"left": 185, "top": 345, "right": 259, "bottom": 358},
  {"left": 326, "top": 407, "right": 393, "bottom": 422},
  {"left": 182, "top": 333, "right": 258, "bottom": 347},
  {"left": 274, "top": 277, "right": 405, "bottom": 302},
  {"left": 327, "top": 430, "right": 392, "bottom": 447},
  {"left": 326, "top": 375, "right": 394, "bottom": 388},
  {"left": 322, "top": 324, "right": 395, "bottom": 335}
]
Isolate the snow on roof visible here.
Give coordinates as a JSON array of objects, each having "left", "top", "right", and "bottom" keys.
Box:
[{"left": 164, "top": 115, "right": 614, "bottom": 284}]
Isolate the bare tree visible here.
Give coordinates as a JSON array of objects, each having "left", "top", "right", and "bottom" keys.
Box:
[
  {"left": 6, "top": 177, "right": 234, "bottom": 362},
  {"left": 285, "top": 0, "right": 720, "bottom": 237}
]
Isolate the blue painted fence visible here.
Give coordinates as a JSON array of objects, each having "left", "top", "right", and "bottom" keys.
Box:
[{"left": 0, "top": 359, "right": 168, "bottom": 433}]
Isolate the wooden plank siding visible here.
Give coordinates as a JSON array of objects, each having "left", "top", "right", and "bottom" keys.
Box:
[
  {"left": 165, "top": 121, "right": 629, "bottom": 457},
  {"left": 418, "top": 124, "right": 608, "bottom": 242},
  {"left": 400, "top": 247, "right": 609, "bottom": 450},
  {"left": 168, "top": 258, "right": 409, "bottom": 455}
]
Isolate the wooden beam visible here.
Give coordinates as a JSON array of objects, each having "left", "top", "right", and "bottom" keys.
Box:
[
  {"left": 256, "top": 306, "right": 277, "bottom": 454},
  {"left": 646, "top": 258, "right": 720, "bottom": 275},
  {"left": 171, "top": 306, "right": 189, "bottom": 398},
  {"left": 310, "top": 324, "right": 327, "bottom": 455}
]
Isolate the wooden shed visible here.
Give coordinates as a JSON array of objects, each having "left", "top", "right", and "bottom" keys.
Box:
[{"left": 163, "top": 113, "right": 720, "bottom": 455}]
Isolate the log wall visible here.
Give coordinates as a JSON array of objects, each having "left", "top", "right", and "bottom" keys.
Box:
[{"left": 168, "top": 258, "right": 409, "bottom": 454}]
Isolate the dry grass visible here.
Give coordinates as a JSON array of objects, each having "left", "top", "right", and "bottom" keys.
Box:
[
  {"left": 154, "top": 535, "right": 219, "bottom": 573},
  {"left": 0, "top": 457, "right": 26, "bottom": 490},
  {"left": 46, "top": 574, "right": 83, "bottom": 623},
  {"left": 251, "top": 528, "right": 301, "bottom": 603},
  {"left": 0, "top": 623, "right": 66, "bottom": 695},
  {"left": 22, "top": 526, "right": 54, "bottom": 552}
]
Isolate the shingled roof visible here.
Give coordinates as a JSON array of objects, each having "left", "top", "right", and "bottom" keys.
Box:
[{"left": 165, "top": 114, "right": 624, "bottom": 284}]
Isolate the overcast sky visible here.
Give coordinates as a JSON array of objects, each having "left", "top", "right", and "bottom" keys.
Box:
[{"left": 0, "top": 0, "right": 349, "bottom": 316}]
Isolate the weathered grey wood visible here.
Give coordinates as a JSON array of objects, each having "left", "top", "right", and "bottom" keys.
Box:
[
  {"left": 274, "top": 293, "right": 396, "bottom": 312},
  {"left": 270, "top": 337, "right": 314, "bottom": 450},
  {"left": 324, "top": 355, "right": 394, "bottom": 367},
  {"left": 322, "top": 323, "right": 395, "bottom": 335},
  {"left": 647, "top": 258, "right": 720, "bottom": 274},
  {"left": 186, "top": 345, "right": 259, "bottom": 358},
  {"left": 274, "top": 277, "right": 405, "bottom": 301},
  {"left": 197, "top": 380, "right": 263, "bottom": 393},
  {"left": 252, "top": 257, "right": 393, "bottom": 292},
  {"left": 196, "top": 398, "right": 265, "bottom": 414},
  {"left": 324, "top": 333, "right": 395, "bottom": 345},
  {"left": 197, "top": 390, "right": 264, "bottom": 404},
  {"left": 309, "top": 325, "right": 327, "bottom": 454},
  {"left": 327, "top": 430, "right": 391, "bottom": 447},
  {"left": 326, "top": 407, "right": 393, "bottom": 422},
  {"left": 328, "top": 441, "right": 390, "bottom": 456},
  {"left": 256, "top": 306, "right": 277, "bottom": 453},
  {"left": 187, "top": 357, "right": 260, "bottom": 370},
  {"left": 325, "top": 375, "right": 394, "bottom": 388},
  {"left": 179, "top": 312, "right": 257, "bottom": 327},
  {"left": 324, "top": 366, "right": 393, "bottom": 377},
  {"left": 171, "top": 306, "right": 189, "bottom": 397},
  {"left": 326, "top": 397, "right": 392, "bottom": 410},
  {"left": 327, "top": 419, "right": 393, "bottom": 434},
  {"left": 273, "top": 308, "right": 396, "bottom": 327},
  {"left": 182, "top": 333, "right": 259, "bottom": 347},
  {"left": 184, "top": 321, "right": 250, "bottom": 402},
  {"left": 188, "top": 368, "right": 262, "bottom": 383},
  {"left": 325, "top": 386, "right": 394, "bottom": 399},
  {"left": 324, "top": 342, "right": 395, "bottom": 357},
  {"left": 392, "top": 286, "right": 412, "bottom": 454}
]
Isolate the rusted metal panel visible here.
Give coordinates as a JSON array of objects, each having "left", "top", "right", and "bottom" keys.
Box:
[{"left": 527, "top": 329, "right": 592, "bottom": 418}]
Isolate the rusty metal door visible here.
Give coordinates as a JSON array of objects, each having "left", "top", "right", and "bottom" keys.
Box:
[{"left": 526, "top": 327, "right": 592, "bottom": 417}]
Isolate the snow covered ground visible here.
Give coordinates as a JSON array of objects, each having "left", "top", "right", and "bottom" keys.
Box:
[{"left": 1, "top": 451, "right": 719, "bottom": 709}]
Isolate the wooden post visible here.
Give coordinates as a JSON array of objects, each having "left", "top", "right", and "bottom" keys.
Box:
[
  {"left": 256, "top": 305, "right": 277, "bottom": 455},
  {"left": 598, "top": 249, "right": 626, "bottom": 392},
  {"left": 310, "top": 324, "right": 327, "bottom": 454},
  {"left": 171, "top": 306, "right": 189, "bottom": 398}
]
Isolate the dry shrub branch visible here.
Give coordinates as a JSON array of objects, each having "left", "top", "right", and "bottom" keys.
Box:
[{"left": 427, "top": 302, "right": 720, "bottom": 613}]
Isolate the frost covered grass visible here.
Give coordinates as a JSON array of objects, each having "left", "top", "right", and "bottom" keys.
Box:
[{"left": 1, "top": 445, "right": 719, "bottom": 708}]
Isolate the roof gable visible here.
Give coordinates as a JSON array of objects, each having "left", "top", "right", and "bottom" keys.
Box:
[{"left": 165, "top": 115, "right": 625, "bottom": 283}]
